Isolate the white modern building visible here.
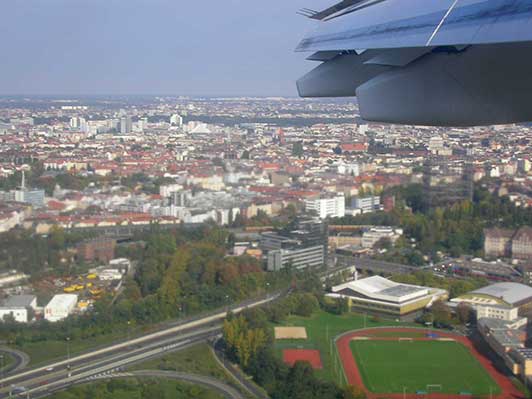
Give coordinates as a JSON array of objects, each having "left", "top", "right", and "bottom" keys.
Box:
[
  {"left": 44, "top": 294, "right": 78, "bottom": 322},
  {"left": 267, "top": 245, "right": 325, "bottom": 272},
  {"left": 304, "top": 194, "right": 345, "bottom": 219},
  {"left": 170, "top": 114, "right": 183, "bottom": 127},
  {"left": 329, "top": 276, "right": 448, "bottom": 317},
  {"left": 351, "top": 196, "right": 382, "bottom": 214}
]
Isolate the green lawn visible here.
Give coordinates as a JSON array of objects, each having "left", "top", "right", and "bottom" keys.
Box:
[
  {"left": 351, "top": 340, "right": 501, "bottom": 395},
  {"left": 16, "top": 328, "right": 139, "bottom": 366},
  {"left": 48, "top": 377, "right": 225, "bottom": 399},
  {"left": 273, "top": 310, "right": 415, "bottom": 385},
  {"left": 0, "top": 352, "right": 15, "bottom": 372},
  {"left": 131, "top": 344, "right": 228, "bottom": 381}
]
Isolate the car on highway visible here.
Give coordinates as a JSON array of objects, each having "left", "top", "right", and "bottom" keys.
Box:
[
  {"left": 45, "top": 366, "right": 54, "bottom": 372},
  {"left": 11, "top": 386, "right": 27, "bottom": 395}
]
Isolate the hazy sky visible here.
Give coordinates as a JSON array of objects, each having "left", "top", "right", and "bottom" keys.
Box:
[{"left": 0, "top": 0, "right": 332, "bottom": 96}]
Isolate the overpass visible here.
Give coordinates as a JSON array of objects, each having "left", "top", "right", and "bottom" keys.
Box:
[{"left": 0, "top": 291, "right": 283, "bottom": 398}]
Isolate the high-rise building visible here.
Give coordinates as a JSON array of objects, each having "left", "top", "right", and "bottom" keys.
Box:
[
  {"left": 170, "top": 114, "right": 183, "bottom": 127},
  {"left": 120, "top": 116, "right": 133, "bottom": 134}
]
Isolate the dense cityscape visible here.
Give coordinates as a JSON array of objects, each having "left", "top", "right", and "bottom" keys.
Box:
[{"left": 0, "top": 95, "right": 530, "bottom": 398}]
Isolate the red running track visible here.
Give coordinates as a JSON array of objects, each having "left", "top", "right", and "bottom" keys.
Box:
[{"left": 336, "top": 328, "right": 525, "bottom": 399}]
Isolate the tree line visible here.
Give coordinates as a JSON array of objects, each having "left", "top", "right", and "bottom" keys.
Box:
[
  {"left": 332, "top": 183, "right": 532, "bottom": 262},
  {"left": 222, "top": 275, "right": 365, "bottom": 399},
  {"left": 0, "top": 225, "right": 288, "bottom": 347}
]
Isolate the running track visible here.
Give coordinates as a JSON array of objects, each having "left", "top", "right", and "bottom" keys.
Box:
[{"left": 336, "top": 328, "right": 525, "bottom": 399}]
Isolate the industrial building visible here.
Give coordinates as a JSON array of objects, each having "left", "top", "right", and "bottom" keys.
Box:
[
  {"left": 44, "top": 294, "right": 78, "bottom": 322},
  {"left": 329, "top": 276, "right": 448, "bottom": 317},
  {"left": 0, "top": 295, "right": 37, "bottom": 323}
]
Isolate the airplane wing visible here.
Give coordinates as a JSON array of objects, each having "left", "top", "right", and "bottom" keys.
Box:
[
  {"left": 296, "top": 0, "right": 532, "bottom": 126},
  {"left": 297, "top": 0, "right": 532, "bottom": 52},
  {"left": 301, "top": 0, "right": 384, "bottom": 21}
]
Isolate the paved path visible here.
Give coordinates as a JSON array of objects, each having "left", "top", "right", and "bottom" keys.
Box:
[{"left": 336, "top": 327, "right": 525, "bottom": 399}]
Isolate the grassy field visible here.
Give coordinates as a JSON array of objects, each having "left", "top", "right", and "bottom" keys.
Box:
[
  {"left": 48, "top": 377, "right": 225, "bottom": 399},
  {"left": 351, "top": 340, "right": 501, "bottom": 395},
  {"left": 16, "top": 330, "right": 129, "bottom": 366},
  {"left": 0, "top": 352, "right": 15, "bottom": 372},
  {"left": 273, "top": 310, "right": 415, "bottom": 385},
  {"left": 131, "top": 344, "right": 228, "bottom": 381}
]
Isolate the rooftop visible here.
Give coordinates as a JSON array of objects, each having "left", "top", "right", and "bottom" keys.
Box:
[
  {"left": 331, "top": 275, "right": 433, "bottom": 304},
  {"left": 1, "top": 295, "right": 36, "bottom": 308},
  {"left": 471, "top": 283, "right": 532, "bottom": 306}
]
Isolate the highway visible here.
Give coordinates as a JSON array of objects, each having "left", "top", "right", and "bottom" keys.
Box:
[{"left": 0, "top": 292, "right": 281, "bottom": 398}]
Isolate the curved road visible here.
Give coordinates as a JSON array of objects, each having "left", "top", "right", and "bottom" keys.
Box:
[
  {"left": 0, "top": 347, "right": 30, "bottom": 374},
  {"left": 90, "top": 370, "right": 244, "bottom": 399}
]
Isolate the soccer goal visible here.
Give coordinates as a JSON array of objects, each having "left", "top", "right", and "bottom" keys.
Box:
[
  {"left": 426, "top": 384, "right": 442, "bottom": 397},
  {"left": 398, "top": 337, "right": 413, "bottom": 342}
]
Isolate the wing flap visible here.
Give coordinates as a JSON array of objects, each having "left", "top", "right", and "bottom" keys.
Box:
[{"left": 296, "top": 0, "right": 532, "bottom": 52}]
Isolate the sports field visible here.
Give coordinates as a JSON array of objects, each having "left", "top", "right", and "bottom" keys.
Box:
[
  {"left": 283, "top": 349, "right": 323, "bottom": 369},
  {"left": 273, "top": 310, "right": 414, "bottom": 384},
  {"left": 350, "top": 340, "right": 500, "bottom": 396}
]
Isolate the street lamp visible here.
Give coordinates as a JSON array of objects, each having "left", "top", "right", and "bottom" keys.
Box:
[
  {"left": 0, "top": 354, "right": 4, "bottom": 388},
  {"left": 66, "top": 337, "right": 71, "bottom": 372}
]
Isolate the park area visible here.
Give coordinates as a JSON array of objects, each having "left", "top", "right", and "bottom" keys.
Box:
[{"left": 350, "top": 339, "right": 498, "bottom": 396}]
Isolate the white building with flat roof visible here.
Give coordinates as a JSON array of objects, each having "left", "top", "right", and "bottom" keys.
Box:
[
  {"left": 44, "top": 294, "right": 78, "bottom": 322},
  {"left": 304, "top": 194, "right": 345, "bottom": 219},
  {"left": 329, "top": 275, "right": 447, "bottom": 316}
]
